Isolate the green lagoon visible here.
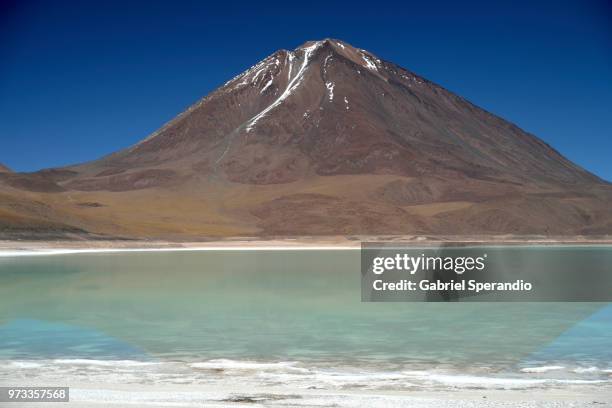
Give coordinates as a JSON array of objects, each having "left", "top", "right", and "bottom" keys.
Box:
[{"left": 0, "top": 247, "right": 611, "bottom": 395}]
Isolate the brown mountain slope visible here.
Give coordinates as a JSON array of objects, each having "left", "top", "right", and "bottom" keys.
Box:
[
  {"left": 0, "top": 163, "right": 11, "bottom": 173},
  {"left": 1, "top": 39, "right": 611, "bottom": 239}
]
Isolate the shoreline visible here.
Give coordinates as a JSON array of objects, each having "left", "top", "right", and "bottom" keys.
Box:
[
  {"left": 1, "top": 236, "right": 612, "bottom": 257},
  {"left": 0, "top": 237, "right": 359, "bottom": 256},
  {"left": 1, "top": 381, "right": 609, "bottom": 407}
]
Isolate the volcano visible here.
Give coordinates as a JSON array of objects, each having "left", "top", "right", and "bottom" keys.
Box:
[{"left": 1, "top": 39, "right": 611, "bottom": 239}]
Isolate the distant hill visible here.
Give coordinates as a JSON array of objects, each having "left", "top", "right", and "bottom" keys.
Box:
[{"left": 1, "top": 39, "right": 611, "bottom": 239}]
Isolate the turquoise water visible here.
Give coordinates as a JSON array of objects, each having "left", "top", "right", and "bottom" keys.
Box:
[{"left": 0, "top": 248, "right": 611, "bottom": 392}]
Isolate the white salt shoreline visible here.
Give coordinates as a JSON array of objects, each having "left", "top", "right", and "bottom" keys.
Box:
[
  {"left": 5, "top": 382, "right": 610, "bottom": 408},
  {"left": 0, "top": 246, "right": 360, "bottom": 257},
  {"left": 0, "top": 237, "right": 611, "bottom": 257}
]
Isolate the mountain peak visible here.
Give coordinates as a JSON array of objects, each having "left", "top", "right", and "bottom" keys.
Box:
[
  {"left": 292, "top": 38, "right": 382, "bottom": 70},
  {"left": 0, "top": 163, "right": 11, "bottom": 173},
  {"left": 88, "top": 38, "right": 599, "bottom": 188},
  {"left": 296, "top": 38, "right": 353, "bottom": 50}
]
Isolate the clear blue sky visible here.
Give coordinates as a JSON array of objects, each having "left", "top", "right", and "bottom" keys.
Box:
[{"left": 1, "top": 0, "right": 610, "bottom": 180}]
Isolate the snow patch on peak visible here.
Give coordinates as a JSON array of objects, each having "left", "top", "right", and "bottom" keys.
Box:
[
  {"left": 360, "top": 52, "right": 378, "bottom": 72},
  {"left": 286, "top": 52, "right": 295, "bottom": 82},
  {"left": 323, "top": 54, "right": 333, "bottom": 76},
  {"left": 252, "top": 67, "right": 266, "bottom": 83},
  {"left": 326, "top": 82, "right": 335, "bottom": 101},
  {"left": 260, "top": 77, "right": 274, "bottom": 93}
]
